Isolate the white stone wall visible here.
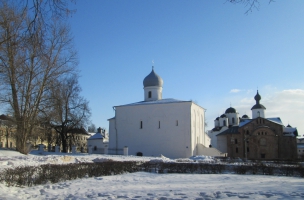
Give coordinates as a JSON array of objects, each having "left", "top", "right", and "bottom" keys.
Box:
[
  {"left": 144, "top": 86, "right": 162, "bottom": 101},
  {"left": 109, "top": 101, "right": 201, "bottom": 158},
  {"left": 190, "top": 103, "right": 207, "bottom": 155},
  {"left": 208, "top": 126, "right": 228, "bottom": 150},
  {"left": 87, "top": 139, "right": 108, "bottom": 149},
  {"left": 214, "top": 119, "right": 219, "bottom": 127},
  {"left": 217, "top": 134, "right": 228, "bottom": 153},
  {"left": 219, "top": 117, "right": 228, "bottom": 127},
  {"left": 225, "top": 113, "right": 239, "bottom": 126},
  {"left": 252, "top": 108, "right": 265, "bottom": 119}
]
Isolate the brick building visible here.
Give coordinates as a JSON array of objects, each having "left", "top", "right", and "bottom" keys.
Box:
[{"left": 210, "top": 91, "right": 298, "bottom": 160}]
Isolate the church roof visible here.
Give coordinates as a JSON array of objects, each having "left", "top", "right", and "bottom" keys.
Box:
[
  {"left": 225, "top": 107, "right": 237, "bottom": 114},
  {"left": 143, "top": 68, "right": 163, "bottom": 87},
  {"left": 216, "top": 126, "right": 239, "bottom": 136},
  {"left": 115, "top": 98, "right": 193, "bottom": 107},
  {"left": 87, "top": 132, "right": 104, "bottom": 140},
  {"left": 283, "top": 127, "right": 298, "bottom": 137},
  {"left": 238, "top": 117, "right": 284, "bottom": 128},
  {"left": 220, "top": 114, "right": 227, "bottom": 118},
  {"left": 242, "top": 114, "right": 249, "bottom": 118},
  {"left": 251, "top": 90, "right": 266, "bottom": 110}
]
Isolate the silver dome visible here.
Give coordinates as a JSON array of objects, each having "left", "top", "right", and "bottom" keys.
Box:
[{"left": 143, "top": 68, "right": 163, "bottom": 87}]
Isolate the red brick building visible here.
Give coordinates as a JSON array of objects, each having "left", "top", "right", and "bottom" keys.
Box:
[{"left": 215, "top": 91, "right": 298, "bottom": 160}]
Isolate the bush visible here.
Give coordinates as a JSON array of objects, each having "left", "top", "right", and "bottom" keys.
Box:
[{"left": 0, "top": 161, "right": 141, "bottom": 187}]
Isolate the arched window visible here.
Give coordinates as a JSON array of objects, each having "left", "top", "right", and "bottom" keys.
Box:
[{"left": 148, "top": 91, "right": 152, "bottom": 98}]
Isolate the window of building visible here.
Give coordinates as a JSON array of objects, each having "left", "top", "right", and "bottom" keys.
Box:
[
  {"left": 158, "top": 121, "right": 160, "bottom": 129},
  {"left": 247, "top": 147, "right": 249, "bottom": 153},
  {"left": 235, "top": 139, "right": 238, "bottom": 144},
  {"left": 176, "top": 120, "right": 178, "bottom": 126},
  {"left": 148, "top": 91, "right": 152, "bottom": 98},
  {"left": 223, "top": 120, "right": 226, "bottom": 126},
  {"left": 232, "top": 117, "right": 235, "bottom": 124},
  {"left": 261, "top": 154, "right": 265, "bottom": 158},
  {"left": 140, "top": 121, "right": 143, "bottom": 129},
  {"left": 236, "top": 147, "right": 238, "bottom": 153}
]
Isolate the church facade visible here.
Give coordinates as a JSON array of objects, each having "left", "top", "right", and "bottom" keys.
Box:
[
  {"left": 208, "top": 91, "right": 298, "bottom": 160},
  {"left": 108, "top": 68, "right": 210, "bottom": 158}
]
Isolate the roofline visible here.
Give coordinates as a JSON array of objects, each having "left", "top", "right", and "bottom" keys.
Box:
[{"left": 114, "top": 99, "right": 194, "bottom": 108}]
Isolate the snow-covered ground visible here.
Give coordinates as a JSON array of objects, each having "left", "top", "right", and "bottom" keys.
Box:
[{"left": 0, "top": 149, "right": 303, "bottom": 199}]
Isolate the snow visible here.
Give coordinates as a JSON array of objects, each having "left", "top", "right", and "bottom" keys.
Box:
[{"left": 0, "top": 149, "right": 304, "bottom": 199}]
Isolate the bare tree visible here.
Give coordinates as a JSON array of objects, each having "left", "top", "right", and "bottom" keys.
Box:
[
  {"left": 88, "top": 123, "right": 96, "bottom": 133},
  {"left": 0, "top": 2, "right": 77, "bottom": 154},
  {"left": 47, "top": 74, "right": 91, "bottom": 153},
  {"left": 228, "top": 0, "right": 274, "bottom": 14}
]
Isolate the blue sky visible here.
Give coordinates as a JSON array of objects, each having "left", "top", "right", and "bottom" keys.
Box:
[{"left": 68, "top": 1, "right": 304, "bottom": 135}]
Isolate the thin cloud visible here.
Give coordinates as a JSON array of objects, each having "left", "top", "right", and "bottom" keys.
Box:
[{"left": 230, "top": 89, "right": 241, "bottom": 93}]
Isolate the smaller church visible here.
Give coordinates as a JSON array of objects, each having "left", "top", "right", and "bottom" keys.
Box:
[
  {"left": 108, "top": 67, "right": 212, "bottom": 158},
  {"left": 208, "top": 91, "right": 298, "bottom": 160}
]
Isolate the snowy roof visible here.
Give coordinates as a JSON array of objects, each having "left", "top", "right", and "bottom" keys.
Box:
[
  {"left": 115, "top": 98, "right": 192, "bottom": 107},
  {"left": 267, "top": 117, "right": 284, "bottom": 126},
  {"left": 239, "top": 117, "right": 284, "bottom": 127},
  {"left": 87, "top": 132, "right": 104, "bottom": 140},
  {"left": 239, "top": 119, "right": 252, "bottom": 127},
  {"left": 217, "top": 126, "right": 239, "bottom": 136},
  {"left": 283, "top": 127, "right": 298, "bottom": 137}
]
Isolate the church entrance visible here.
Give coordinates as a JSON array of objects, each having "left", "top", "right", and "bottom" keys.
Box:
[{"left": 136, "top": 152, "right": 143, "bottom": 156}]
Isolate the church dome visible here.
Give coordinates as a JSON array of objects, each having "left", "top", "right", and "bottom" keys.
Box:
[
  {"left": 251, "top": 90, "right": 266, "bottom": 110},
  {"left": 220, "top": 114, "right": 227, "bottom": 118},
  {"left": 242, "top": 114, "right": 249, "bottom": 118},
  {"left": 225, "top": 107, "right": 236, "bottom": 114},
  {"left": 143, "top": 68, "right": 163, "bottom": 87}
]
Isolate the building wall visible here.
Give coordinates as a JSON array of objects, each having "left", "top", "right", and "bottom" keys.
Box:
[
  {"left": 109, "top": 102, "right": 206, "bottom": 158},
  {"left": 0, "top": 127, "right": 16, "bottom": 148},
  {"left": 190, "top": 103, "right": 207, "bottom": 155},
  {"left": 226, "top": 117, "right": 297, "bottom": 160}
]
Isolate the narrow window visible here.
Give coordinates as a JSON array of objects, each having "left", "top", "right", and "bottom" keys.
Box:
[
  {"left": 247, "top": 147, "right": 249, "bottom": 152},
  {"left": 235, "top": 139, "right": 238, "bottom": 144},
  {"left": 140, "top": 121, "right": 143, "bottom": 129},
  {"left": 148, "top": 91, "right": 152, "bottom": 98},
  {"left": 232, "top": 117, "right": 235, "bottom": 124},
  {"left": 158, "top": 121, "right": 160, "bottom": 129},
  {"left": 236, "top": 147, "right": 238, "bottom": 153},
  {"left": 176, "top": 120, "right": 178, "bottom": 126},
  {"left": 223, "top": 120, "right": 226, "bottom": 126}
]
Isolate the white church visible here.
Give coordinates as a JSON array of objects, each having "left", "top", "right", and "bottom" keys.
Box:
[{"left": 108, "top": 67, "right": 215, "bottom": 158}]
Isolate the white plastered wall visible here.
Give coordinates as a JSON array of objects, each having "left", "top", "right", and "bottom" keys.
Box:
[{"left": 108, "top": 102, "right": 194, "bottom": 158}]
